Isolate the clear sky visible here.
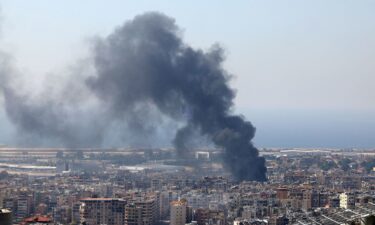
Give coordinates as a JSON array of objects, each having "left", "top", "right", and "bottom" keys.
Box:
[{"left": 0, "top": 0, "right": 374, "bottom": 148}]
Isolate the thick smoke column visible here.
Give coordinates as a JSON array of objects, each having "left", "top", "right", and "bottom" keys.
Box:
[
  {"left": 0, "top": 12, "right": 267, "bottom": 181},
  {"left": 88, "top": 12, "right": 267, "bottom": 181}
]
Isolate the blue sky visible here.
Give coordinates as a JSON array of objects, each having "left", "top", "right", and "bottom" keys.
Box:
[{"left": 0, "top": 0, "right": 374, "bottom": 148}]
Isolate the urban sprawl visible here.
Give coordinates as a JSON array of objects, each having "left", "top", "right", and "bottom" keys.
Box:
[{"left": 0, "top": 147, "right": 375, "bottom": 225}]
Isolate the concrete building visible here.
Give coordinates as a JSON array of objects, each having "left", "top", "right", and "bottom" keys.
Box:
[
  {"left": 71, "top": 202, "right": 81, "bottom": 224},
  {"left": 80, "top": 198, "right": 126, "bottom": 225},
  {"left": 170, "top": 199, "right": 187, "bottom": 225},
  {"left": 339, "top": 192, "right": 355, "bottom": 209},
  {"left": 125, "top": 197, "right": 157, "bottom": 225},
  {"left": 0, "top": 209, "right": 12, "bottom": 225},
  {"left": 53, "top": 205, "right": 71, "bottom": 224},
  {"left": 185, "top": 194, "right": 209, "bottom": 210},
  {"left": 125, "top": 203, "right": 142, "bottom": 225},
  {"left": 2, "top": 193, "right": 32, "bottom": 223},
  {"left": 159, "top": 191, "right": 171, "bottom": 219},
  {"left": 275, "top": 188, "right": 288, "bottom": 200},
  {"left": 301, "top": 190, "right": 312, "bottom": 211},
  {"left": 2, "top": 198, "right": 16, "bottom": 215},
  {"left": 16, "top": 195, "right": 32, "bottom": 222}
]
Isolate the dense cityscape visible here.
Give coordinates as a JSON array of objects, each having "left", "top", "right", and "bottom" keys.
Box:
[
  {"left": 0, "top": 147, "right": 374, "bottom": 225},
  {"left": 0, "top": 1, "right": 375, "bottom": 225}
]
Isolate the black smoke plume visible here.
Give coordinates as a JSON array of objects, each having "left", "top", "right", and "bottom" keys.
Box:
[{"left": 0, "top": 12, "right": 267, "bottom": 181}]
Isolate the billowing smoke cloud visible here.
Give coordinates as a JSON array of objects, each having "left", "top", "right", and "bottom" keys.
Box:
[
  {"left": 0, "top": 56, "right": 176, "bottom": 147},
  {"left": 0, "top": 12, "right": 266, "bottom": 181}
]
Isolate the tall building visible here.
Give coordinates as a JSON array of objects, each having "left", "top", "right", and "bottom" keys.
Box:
[
  {"left": 71, "top": 202, "right": 81, "bottom": 224},
  {"left": 209, "top": 210, "right": 226, "bottom": 225},
  {"left": 53, "top": 205, "right": 71, "bottom": 224},
  {"left": 301, "top": 190, "right": 312, "bottom": 210},
  {"left": 16, "top": 195, "right": 32, "bottom": 222},
  {"left": 3, "top": 193, "right": 32, "bottom": 223},
  {"left": 125, "top": 203, "right": 142, "bottom": 225},
  {"left": 339, "top": 193, "right": 355, "bottom": 209},
  {"left": 80, "top": 198, "right": 126, "bottom": 225},
  {"left": 159, "top": 191, "right": 171, "bottom": 219},
  {"left": 0, "top": 209, "right": 12, "bottom": 225},
  {"left": 194, "top": 208, "right": 209, "bottom": 225},
  {"left": 125, "top": 197, "right": 157, "bottom": 225},
  {"left": 170, "top": 199, "right": 187, "bottom": 225},
  {"left": 2, "top": 198, "right": 16, "bottom": 214},
  {"left": 276, "top": 188, "right": 288, "bottom": 200},
  {"left": 340, "top": 193, "right": 348, "bottom": 209}
]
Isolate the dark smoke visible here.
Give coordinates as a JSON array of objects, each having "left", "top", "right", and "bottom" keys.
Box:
[
  {"left": 87, "top": 12, "right": 266, "bottom": 181},
  {"left": 0, "top": 12, "right": 267, "bottom": 181}
]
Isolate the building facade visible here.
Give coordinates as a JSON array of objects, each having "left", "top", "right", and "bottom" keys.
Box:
[
  {"left": 80, "top": 198, "right": 126, "bottom": 225},
  {"left": 170, "top": 199, "right": 187, "bottom": 225}
]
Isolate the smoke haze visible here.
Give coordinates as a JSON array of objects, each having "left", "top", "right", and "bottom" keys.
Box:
[{"left": 0, "top": 12, "right": 266, "bottom": 181}]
